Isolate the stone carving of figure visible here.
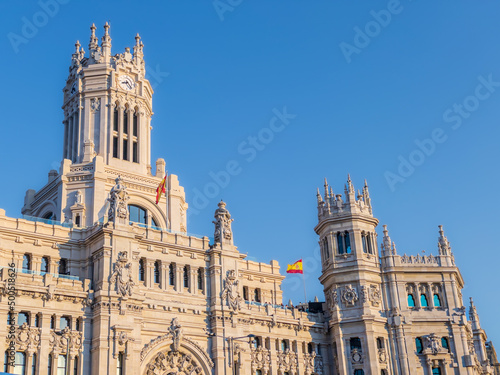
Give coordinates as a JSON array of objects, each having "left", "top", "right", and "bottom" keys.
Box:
[
  {"left": 221, "top": 270, "right": 242, "bottom": 311},
  {"left": 109, "top": 252, "right": 135, "bottom": 297},
  {"left": 108, "top": 176, "right": 129, "bottom": 223},
  {"left": 169, "top": 317, "right": 183, "bottom": 352},
  {"left": 213, "top": 201, "right": 234, "bottom": 244},
  {"left": 75, "top": 190, "right": 83, "bottom": 205}
]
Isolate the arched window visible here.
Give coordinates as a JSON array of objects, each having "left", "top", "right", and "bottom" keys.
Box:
[
  {"left": 154, "top": 261, "right": 160, "bottom": 284},
  {"left": 441, "top": 337, "right": 449, "bottom": 352},
  {"left": 367, "top": 233, "right": 373, "bottom": 254},
  {"left": 41, "top": 257, "right": 49, "bottom": 273},
  {"left": 183, "top": 266, "right": 189, "bottom": 288},
  {"left": 420, "top": 294, "right": 428, "bottom": 307},
  {"left": 433, "top": 294, "right": 441, "bottom": 307},
  {"left": 415, "top": 337, "right": 423, "bottom": 353},
  {"left": 22, "top": 254, "right": 31, "bottom": 271},
  {"left": 322, "top": 237, "right": 329, "bottom": 260},
  {"left": 362, "top": 233, "right": 368, "bottom": 253},
  {"left": 15, "top": 352, "right": 26, "bottom": 375},
  {"left": 113, "top": 105, "right": 119, "bottom": 132},
  {"left": 128, "top": 205, "right": 159, "bottom": 228},
  {"left": 57, "top": 355, "right": 67, "bottom": 375},
  {"left": 354, "top": 370, "right": 365, "bottom": 375},
  {"left": 344, "top": 231, "right": 351, "bottom": 253},
  {"left": 138, "top": 259, "right": 145, "bottom": 282},
  {"left": 337, "top": 232, "right": 344, "bottom": 254},
  {"left": 43, "top": 212, "right": 56, "bottom": 220},
  {"left": 18, "top": 312, "right": 29, "bottom": 326},
  {"left": 432, "top": 368, "right": 442, "bottom": 375},
  {"left": 123, "top": 107, "right": 129, "bottom": 135},
  {"left": 197, "top": 268, "right": 203, "bottom": 290},
  {"left": 133, "top": 110, "right": 138, "bottom": 137},
  {"left": 408, "top": 294, "right": 415, "bottom": 307},
  {"left": 169, "top": 264, "right": 175, "bottom": 286}
]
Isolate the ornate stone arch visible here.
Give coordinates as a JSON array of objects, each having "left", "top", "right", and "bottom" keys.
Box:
[
  {"left": 34, "top": 201, "right": 58, "bottom": 221},
  {"left": 127, "top": 194, "right": 167, "bottom": 229},
  {"left": 140, "top": 335, "right": 213, "bottom": 375}
]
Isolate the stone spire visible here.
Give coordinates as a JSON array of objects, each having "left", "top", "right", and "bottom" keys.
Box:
[
  {"left": 316, "top": 188, "right": 323, "bottom": 204},
  {"left": 381, "top": 225, "right": 396, "bottom": 255},
  {"left": 88, "top": 23, "right": 98, "bottom": 54},
  {"left": 469, "top": 297, "right": 481, "bottom": 330},
  {"left": 134, "top": 33, "right": 144, "bottom": 61},
  {"left": 101, "top": 22, "right": 112, "bottom": 58},
  {"left": 213, "top": 200, "right": 234, "bottom": 248},
  {"left": 438, "top": 225, "right": 451, "bottom": 256}
]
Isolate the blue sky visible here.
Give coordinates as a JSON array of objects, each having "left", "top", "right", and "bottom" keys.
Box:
[{"left": 0, "top": 1, "right": 499, "bottom": 344}]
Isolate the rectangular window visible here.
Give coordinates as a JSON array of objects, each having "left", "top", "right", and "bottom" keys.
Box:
[
  {"left": 57, "top": 355, "right": 67, "bottom": 375},
  {"left": 113, "top": 110, "right": 118, "bottom": 131},
  {"left": 113, "top": 137, "right": 118, "bottom": 158},
  {"left": 123, "top": 111, "right": 128, "bottom": 135},
  {"left": 132, "top": 142, "right": 138, "bottom": 163},
  {"left": 123, "top": 139, "right": 128, "bottom": 161},
  {"left": 133, "top": 114, "right": 138, "bottom": 136}
]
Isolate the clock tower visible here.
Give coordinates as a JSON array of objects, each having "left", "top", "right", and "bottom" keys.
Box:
[
  {"left": 62, "top": 22, "right": 153, "bottom": 175},
  {"left": 22, "top": 23, "right": 188, "bottom": 232}
]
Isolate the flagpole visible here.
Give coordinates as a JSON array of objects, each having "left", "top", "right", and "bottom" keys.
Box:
[{"left": 302, "top": 269, "right": 307, "bottom": 304}]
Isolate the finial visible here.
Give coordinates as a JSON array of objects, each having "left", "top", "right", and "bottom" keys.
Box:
[
  {"left": 329, "top": 186, "right": 334, "bottom": 198},
  {"left": 314, "top": 296, "right": 319, "bottom": 302},
  {"left": 135, "top": 33, "right": 141, "bottom": 44},
  {"left": 104, "top": 21, "right": 110, "bottom": 35},
  {"left": 90, "top": 23, "right": 96, "bottom": 34},
  {"left": 383, "top": 224, "right": 388, "bottom": 236},
  {"left": 470, "top": 297, "right": 474, "bottom": 305},
  {"left": 75, "top": 40, "right": 80, "bottom": 53},
  {"left": 438, "top": 225, "right": 444, "bottom": 236},
  {"left": 364, "top": 179, "right": 368, "bottom": 188}
]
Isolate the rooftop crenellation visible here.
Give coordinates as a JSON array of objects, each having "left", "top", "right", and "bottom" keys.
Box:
[{"left": 316, "top": 174, "right": 373, "bottom": 219}]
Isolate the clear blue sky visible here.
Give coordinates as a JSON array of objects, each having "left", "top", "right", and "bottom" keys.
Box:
[{"left": 0, "top": 1, "right": 499, "bottom": 344}]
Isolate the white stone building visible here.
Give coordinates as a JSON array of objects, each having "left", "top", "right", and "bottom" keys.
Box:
[{"left": 0, "top": 24, "right": 497, "bottom": 375}]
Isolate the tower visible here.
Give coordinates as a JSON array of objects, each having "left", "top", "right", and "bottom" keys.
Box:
[
  {"left": 62, "top": 23, "right": 151, "bottom": 174},
  {"left": 315, "top": 176, "right": 387, "bottom": 375},
  {"left": 22, "top": 24, "right": 188, "bottom": 232}
]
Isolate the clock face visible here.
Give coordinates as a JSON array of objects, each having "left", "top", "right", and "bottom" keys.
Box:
[{"left": 119, "top": 75, "right": 135, "bottom": 91}]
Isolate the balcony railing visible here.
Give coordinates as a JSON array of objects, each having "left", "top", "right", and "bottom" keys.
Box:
[
  {"left": 2, "top": 267, "right": 79, "bottom": 281},
  {"left": 22, "top": 215, "right": 73, "bottom": 228}
]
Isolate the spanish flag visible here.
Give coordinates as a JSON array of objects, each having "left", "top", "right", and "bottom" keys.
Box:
[
  {"left": 156, "top": 175, "right": 167, "bottom": 204},
  {"left": 286, "top": 259, "right": 303, "bottom": 274}
]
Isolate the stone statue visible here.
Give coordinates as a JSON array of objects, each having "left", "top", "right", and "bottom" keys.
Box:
[
  {"left": 221, "top": 270, "right": 242, "bottom": 311},
  {"left": 110, "top": 252, "right": 135, "bottom": 297},
  {"left": 108, "top": 176, "right": 129, "bottom": 223},
  {"left": 169, "top": 317, "right": 183, "bottom": 352},
  {"left": 213, "top": 201, "right": 234, "bottom": 245}
]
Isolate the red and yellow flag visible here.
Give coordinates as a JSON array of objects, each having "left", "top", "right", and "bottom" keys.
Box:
[
  {"left": 155, "top": 175, "right": 167, "bottom": 204},
  {"left": 286, "top": 259, "right": 303, "bottom": 274}
]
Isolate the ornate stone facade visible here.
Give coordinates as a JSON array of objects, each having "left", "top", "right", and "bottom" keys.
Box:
[{"left": 0, "top": 24, "right": 496, "bottom": 375}]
